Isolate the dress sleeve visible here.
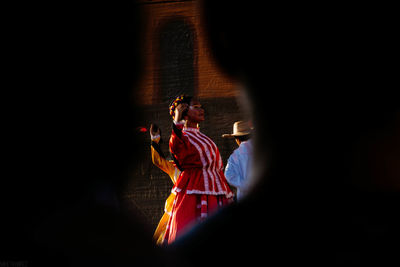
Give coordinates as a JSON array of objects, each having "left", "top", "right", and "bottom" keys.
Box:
[
  {"left": 169, "top": 121, "right": 188, "bottom": 171},
  {"left": 151, "top": 140, "right": 177, "bottom": 184},
  {"left": 224, "top": 153, "right": 241, "bottom": 189}
]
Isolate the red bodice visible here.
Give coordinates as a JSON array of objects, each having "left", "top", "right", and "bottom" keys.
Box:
[{"left": 169, "top": 123, "right": 233, "bottom": 198}]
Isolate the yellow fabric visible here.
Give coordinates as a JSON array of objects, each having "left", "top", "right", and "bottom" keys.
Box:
[
  {"left": 151, "top": 141, "right": 180, "bottom": 245},
  {"left": 151, "top": 143, "right": 177, "bottom": 184},
  {"left": 153, "top": 193, "right": 175, "bottom": 245}
]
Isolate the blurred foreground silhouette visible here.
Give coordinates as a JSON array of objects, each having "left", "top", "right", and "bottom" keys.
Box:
[
  {"left": 2, "top": 1, "right": 169, "bottom": 266},
  {"left": 1, "top": 1, "right": 398, "bottom": 266},
  {"left": 170, "top": 1, "right": 399, "bottom": 266}
]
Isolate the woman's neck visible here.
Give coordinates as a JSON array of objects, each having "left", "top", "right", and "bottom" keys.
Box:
[{"left": 185, "top": 120, "right": 198, "bottom": 128}]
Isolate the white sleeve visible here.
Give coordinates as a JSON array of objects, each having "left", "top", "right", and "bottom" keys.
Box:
[{"left": 224, "top": 154, "right": 241, "bottom": 188}]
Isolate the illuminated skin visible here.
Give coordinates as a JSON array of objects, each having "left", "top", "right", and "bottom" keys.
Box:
[{"left": 174, "top": 99, "right": 205, "bottom": 128}]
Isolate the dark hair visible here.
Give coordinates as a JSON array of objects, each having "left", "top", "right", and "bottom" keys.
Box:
[
  {"left": 169, "top": 94, "right": 193, "bottom": 119},
  {"left": 234, "top": 134, "right": 251, "bottom": 142}
]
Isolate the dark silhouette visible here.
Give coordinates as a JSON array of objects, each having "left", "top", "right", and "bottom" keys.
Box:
[
  {"left": 2, "top": 1, "right": 398, "bottom": 266},
  {"left": 1, "top": 1, "right": 168, "bottom": 266},
  {"left": 170, "top": 1, "right": 400, "bottom": 266}
]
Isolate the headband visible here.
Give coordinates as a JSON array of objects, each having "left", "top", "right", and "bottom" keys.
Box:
[{"left": 169, "top": 94, "right": 191, "bottom": 119}]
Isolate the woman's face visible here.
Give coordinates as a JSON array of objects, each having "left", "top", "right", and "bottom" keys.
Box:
[{"left": 185, "top": 99, "right": 205, "bottom": 123}]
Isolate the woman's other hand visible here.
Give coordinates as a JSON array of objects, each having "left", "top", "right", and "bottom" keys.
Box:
[
  {"left": 150, "top": 123, "right": 161, "bottom": 141},
  {"left": 174, "top": 103, "right": 188, "bottom": 123}
]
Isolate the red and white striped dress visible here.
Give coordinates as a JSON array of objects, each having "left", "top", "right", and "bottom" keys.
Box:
[{"left": 163, "top": 122, "right": 233, "bottom": 244}]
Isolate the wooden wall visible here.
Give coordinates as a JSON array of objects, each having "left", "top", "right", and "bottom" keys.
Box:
[{"left": 136, "top": 0, "right": 236, "bottom": 105}]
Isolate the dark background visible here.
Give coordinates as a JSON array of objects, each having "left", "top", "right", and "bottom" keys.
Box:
[{"left": 2, "top": 0, "right": 399, "bottom": 266}]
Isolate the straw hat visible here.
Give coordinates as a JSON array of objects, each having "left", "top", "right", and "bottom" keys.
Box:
[{"left": 222, "top": 121, "right": 252, "bottom": 138}]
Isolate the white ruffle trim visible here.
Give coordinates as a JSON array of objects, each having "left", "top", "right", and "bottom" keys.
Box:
[
  {"left": 172, "top": 187, "right": 234, "bottom": 198},
  {"left": 151, "top": 134, "right": 160, "bottom": 140}
]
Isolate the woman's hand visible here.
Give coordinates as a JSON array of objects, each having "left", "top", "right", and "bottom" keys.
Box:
[
  {"left": 150, "top": 124, "right": 160, "bottom": 136},
  {"left": 174, "top": 103, "right": 188, "bottom": 123},
  {"left": 150, "top": 123, "right": 161, "bottom": 142}
]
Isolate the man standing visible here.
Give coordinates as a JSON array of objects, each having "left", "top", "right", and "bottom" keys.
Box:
[{"left": 222, "top": 121, "right": 253, "bottom": 201}]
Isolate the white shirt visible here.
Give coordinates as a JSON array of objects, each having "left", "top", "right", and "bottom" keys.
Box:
[{"left": 224, "top": 140, "right": 253, "bottom": 201}]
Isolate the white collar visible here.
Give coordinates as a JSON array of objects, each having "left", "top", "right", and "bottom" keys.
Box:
[{"left": 183, "top": 126, "right": 200, "bottom": 133}]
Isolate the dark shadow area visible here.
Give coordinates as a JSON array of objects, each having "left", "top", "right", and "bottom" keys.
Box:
[
  {"left": 159, "top": 18, "right": 195, "bottom": 101},
  {"left": 2, "top": 1, "right": 168, "bottom": 266},
  {"left": 2, "top": 1, "right": 398, "bottom": 266},
  {"left": 170, "top": 1, "right": 400, "bottom": 266}
]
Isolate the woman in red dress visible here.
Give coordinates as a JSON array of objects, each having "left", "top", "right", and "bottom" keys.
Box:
[{"left": 163, "top": 95, "right": 234, "bottom": 244}]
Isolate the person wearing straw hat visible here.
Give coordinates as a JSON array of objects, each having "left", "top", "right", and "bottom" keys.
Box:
[{"left": 222, "top": 121, "right": 253, "bottom": 201}]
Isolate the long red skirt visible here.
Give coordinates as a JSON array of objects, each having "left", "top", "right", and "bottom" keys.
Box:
[{"left": 163, "top": 192, "right": 232, "bottom": 245}]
